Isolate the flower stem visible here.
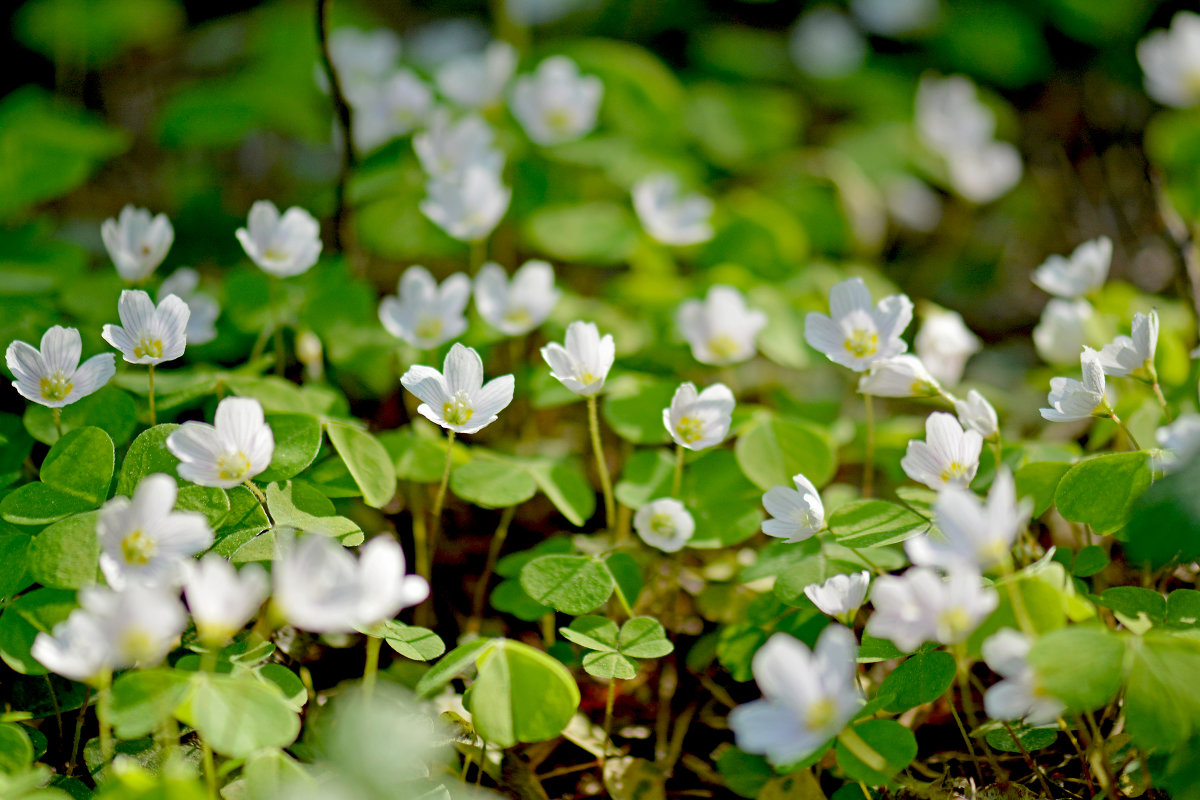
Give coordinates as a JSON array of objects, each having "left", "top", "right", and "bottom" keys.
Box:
[
  {"left": 1152, "top": 381, "right": 1172, "bottom": 422},
  {"left": 1109, "top": 412, "right": 1141, "bottom": 451},
  {"left": 469, "top": 505, "right": 515, "bottom": 633},
  {"left": 243, "top": 480, "right": 272, "bottom": 525},
  {"left": 67, "top": 685, "right": 90, "bottom": 776},
  {"left": 147, "top": 364, "right": 156, "bottom": 426},
  {"left": 862, "top": 394, "right": 875, "bottom": 498},
  {"left": 316, "top": 0, "right": 355, "bottom": 254},
  {"left": 429, "top": 431, "right": 456, "bottom": 570},
  {"left": 199, "top": 648, "right": 220, "bottom": 797},
  {"left": 362, "top": 634, "right": 382, "bottom": 697},
  {"left": 469, "top": 239, "right": 487, "bottom": 274},
  {"left": 96, "top": 670, "right": 114, "bottom": 767},
  {"left": 53, "top": 407, "right": 63, "bottom": 439},
  {"left": 587, "top": 395, "right": 617, "bottom": 535},
  {"left": 601, "top": 679, "right": 617, "bottom": 768},
  {"left": 671, "top": 444, "right": 685, "bottom": 498}
]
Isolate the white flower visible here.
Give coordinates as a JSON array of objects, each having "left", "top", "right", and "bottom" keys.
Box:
[
  {"left": 474, "top": 260, "right": 560, "bottom": 337},
  {"left": 101, "top": 205, "right": 174, "bottom": 283},
  {"left": 236, "top": 201, "right": 323, "bottom": 278},
  {"left": 954, "top": 389, "right": 999, "bottom": 439},
  {"left": 273, "top": 535, "right": 429, "bottom": 634},
  {"left": 159, "top": 269, "right": 219, "bottom": 345},
  {"left": 762, "top": 474, "right": 825, "bottom": 543},
  {"left": 1032, "top": 238, "right": 1112, "bottom": 300},
  {"left": 633, "top": 498, "right": 695, "bottom": 553},
  {"left": 916, "top": 75, "right": 996, "bottom": 154},
  {"left": 788, "top": 8, "right": 866, "bottom": 79},
  {"left": 678, "top": 285, "right": 768, "bottom": 366},
  {"left": 805, "top": 277, "right": 913, "bottom": 372},
  {"left": 82, "top": 584, "right": 187, "bottom": 669},
  {"left": 900, "top": 412, "right": 982, "bottom": 491},
  {"left": 915, "top": 309, "right": 981, "bottom": 386},
  {"left": 435, "top": 41, "right": 517, "bottom": 109},
  {"left": 728, "top": 625, "right": 861, "bottom": 766},
  {"left": 413, "top": 110, "right": 504, "bottom": 178},
  {"left": 1040, "top": 347, "right": 1110, "bottom": 423},
  {"left": 857, "top": 355, "right": 941, "bottom": 398},
  {"left": 850, "top": 0, "right": 938, "bottom": 36},
  {"left": 31, "top": 610, "right": 111, "bottom": 683},
  {"left": 1137, "top": 12, "right": 1200, "bottom": 109},
  {"left": 1156, "top": 414, "right": 1200, "bottom": 473},
  {"left": 805, "top": 572, "right": 870, "bottom": 618},
  {"left": 866, "top": 567, "right": 997, "bottom": 652},
  {"left": 97, "top": 473, "right": 213, "bottom": 590},
  {"left": 6, "top": 326, "right": 115, "bottom": 409},
  {"left": 1098, "top": 310, "right": 1158, "bottom": 379},
  {"left": 882, "top": 174, "right": 943, "bottom": 232},
  {"left": 944, "top": 141, "right": 1023, "bottom": 204},
  {"left": 166, "top": 397, "right": 275, "bottom": 488},
  {"left": 982, "top": 628, "right": 1065, "bottom": 725},
  {"left": 101, "top": 290, "right": 189, "bottom": 366},
  {"left": 664, "top": 382, "right": 735, "bottom": 451},
  {"left": 1033, "top": 298, "right": 1094, "bottom": 366},
  {"left": 632, "top": 174, "right": 714, "bottom": 246},
  {"left": 353, "top": 70, "right": 435, "bottom": 152},
  {"left": 401, "top": 343, "right": 514, "bottom": 434},
  {"left": 323, "top": 27, "right": 402, "bottom": 103},
  {"left": 420, "top": 166, "right": 511, "bottom": 242},
  {"left": 183, "top": 555, "right": 269, "bottom": 644},
  {"left": 510, "top": 56, "right": 603, "bottom": 146},
  {"left": 378, "top": 266, "right": 471, "bottom": 349},
  {"left": 540, "top": 321, "right": 615, "bottom": 397},
  {"left": 906, "top": 468, "right": 1030, "bottom": 572}
]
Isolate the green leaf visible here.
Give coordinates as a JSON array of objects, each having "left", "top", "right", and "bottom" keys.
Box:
[
  {"left": 606, "top": 552, "right": 643, "bottom": 611},
  {"left": 1167, "top": 589, "right": 1200, "bottom": 627},
  {"left": 415, "top": 639, "right": 497, "bottom": 698},
  {"left": 16, "top": 0, "right": 183, "bottom": 68},
  {"left": 379, "top": 428, "right": 458, "bottom": 483},
  {"left": 735, "top": 414, "right": 836, "bottom": 491},
  {"left": 827, "top": 500, "right": 930, "bottom": 549},
  {"left": 684, "top": 449, "right": 764, "bottom": 548},
  {"left": 985, "top": 725, "right": 1057, "bottom": 753},
  {"left": 265, "top": 481, "right": 362, "bottom": 543},
  {"left": 27, "top": 511, "right": 100, "bottom": 590},
  {"left": 618, "top": 617, "right": 674, "bottom": 658},
  {"left": 1014, "top": 461, "right": 1072, "bottom": 518},
  {"left": 210, "top": 486, "right": 270, "bottom": 557},
  {"left": 602, "top": 377, "right": 676, "bottom": 444},
  {"left": 519, "top": 555, "right": 614, "bottom": 615},
  {"left": 325, "top": 422, "right": 396, "bottom": 508},
  {"left": 835, "top": 719, "right": 917, "bottom": 784},
  {"left": 715, "top": 746, "right": 775, "bottom": 799},
  {"left": 465, "top": 639, "right": 581, "bottom": 747},
  {"left": 111, "top": 668, "right": 190, "bottom": 739},
  {"left": 1055, "top": 452, "right": 1152, "bottom": 535},
  {"left": 0, "top": 484, "right": 97, "bottom": 526},
  {"left": 24, "top": 385, "right": 137, "bottom": 448},
  {"left": 1027, "top": 624, "right": 1126, "bottom": 712},
  {"left": 115, "top": 424, "right": 181, "bottom": 494},
  {"left": 615, "top": 448, "right": 674, "bottom": 508},
  {"left": 1124, "top": 456, "right": 1200, "bottom": 568},
  {"left": 451, "top": 457, "right": 538, "bottom": 509},
  {"left": 0, "top": 722, "right": 33, "bottom": 775},
  {"left": 175, "top": 486, "right": 230, "bottom": 530},
  {"left": 1125, "top": 630, "right": 1200, "bottom": 749},
  {"left": 0, "top": 534, "right": 32, "bottom": 602},
  {"left": 1097, "top": 587, "right": 1166, "bottom": 627},
  {"left": 258, "top": 413, "right": 323, "bottom": 482},
  {"left": 175, "top": 672, "right": 300, "bottom": 758},
  {"left": 879, "top": 651, "right": 956, "bottom": 713},
  {"left": 560, "top": 616, "right": 620, "bottom": 651},
  {"left": 522, "top": 202, "right": 640, "bottom": 265},
  {"left": 522, "top": 457, "right": 596, "bottom": 527},
  {"left": 581, "top": 651, "right": 638, "bottom": 680},
  {"left": 774, "top": 555, "right": 867, "bottom": 607},
  {"left": 40, "top": 427, "right": 115, "bottom": 505},
  {"left": 0, "top": 588, "right": 77, "bottom": 675},
  {"left": 1072, "top": 545, "right": 1109, "bottom": 578},
  {"left": 381, "top": 621, "right": 446, "bottom": 662}
]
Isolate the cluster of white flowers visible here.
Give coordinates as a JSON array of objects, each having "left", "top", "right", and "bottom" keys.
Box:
[
  {"left": 915, "top": 74, "right": 1023, "bottom": 203},
  {"left": 1031, "top": 237, "right": 1111, "bottom": 365}
]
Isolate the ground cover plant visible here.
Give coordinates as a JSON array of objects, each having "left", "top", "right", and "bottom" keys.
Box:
[{"left": 5, "top": 0, "right": 1200, "bottom": 798}]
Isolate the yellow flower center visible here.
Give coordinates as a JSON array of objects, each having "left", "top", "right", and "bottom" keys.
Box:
[
  {"left": 442, "top": 392, "right": 474, "bottom": 426},
  {"left": 134, "top": 336, "right": 163, "bottom": 360},
  {"left": 415, "top": 316, "right": 444, "bottom": 342},
  {"left": 675, "top": 415, "right": 705, "bottom": 444},
  {"left": 939, "top": 607, "right": 972, "bottom": 639},
  {"left": 805, "top": 697, "right": 837, "bottom": 731},
  {"left": 263, "top": 248, "right": 287, "bottom": 262},
  {"left": 121, "top": 530, "right": 156, "bottom": 565},
  {"left": 911, "top": 379, "right": 936, "bottom": 397},
  {"left": 545, "top": 108, "right": 575, "bottom": 133},
  {"left": 939, "top": 462, "right": 971, "bottom": 483},
  {"left": 649, "top": 512, "right": 676, "bottom": 537},
  {"left": 120, "top": 629, "right": 158, "bottom": 664},
  {"left": 707, "top": 335, "right": 741, "bottom": 361},
  {"left": 844, "top": 328, "right": 879, "bottom": 359},
  {"left": 217, "top": 451, "right": 252, "bottom": 481},
  {"left": 39, "top": 373, "right": 73, "bottom": 402},
  {"left": 503, "top": 308, "right": 532, "bottom": 328},
  {"left": 140, "top": 243, "right": 152, "bottom": 256}
]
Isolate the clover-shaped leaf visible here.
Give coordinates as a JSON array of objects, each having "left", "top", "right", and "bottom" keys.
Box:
[{"left": 560, "top": 615, "right": 674, "bottom": 680}]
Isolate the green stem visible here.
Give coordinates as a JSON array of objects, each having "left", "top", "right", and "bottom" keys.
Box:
[
  {"left": 671, "top": 443, "right": 685, "bottom": 498},
  {"left": 836, "top": 726, "right": 887, "bottom": 774},
  {"left": 469, "top": 239, "right": 488, "bottom": 274},
  {"left": 1000, "top": 561, "right": 1036, "bottom": 636},
  {"left": 427, "top": 431, "right": 455, "bottom": 587},
  {"left": 862, "top": 394, "right": 875, "bottom": 498},
  {"left": 147, "top": 364, "right": 156, "bottom": 426},
  {"left": 96, "top": 670, "right": 114, "bottom": 768},
  {"left": 601, "top": 680, "right": 617, "bottom": 768},
  {"left": 587, "top": 395, "right": 617, "bottom": 535},
  {"left": 1109, "top": 412, "right": 1141, "bottom": 451},
  {"left": 363, "top": 635, "right": 382, "bottom": 697},
  {"left": 53, "top": 407, "right": 63, "bottom": 439},
  {"left": 199, "top": 648, "right": 220, "bottom": 797},
  {"left": 67, "top": 685, "right": 90, "bottom": 776},
  {"left": 469, "top": 505, "right": 515, "bottom": 632},
  {"left": 1152, "top": 380, "right": 1172, "bottom": 422},
  {"left": 243, "top": 480, "right": 273, "bottom": 525}
]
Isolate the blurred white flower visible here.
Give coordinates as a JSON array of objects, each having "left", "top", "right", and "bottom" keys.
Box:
[
  {"left": 435, "top": 41, "right": 517, "bottom": 109},
  {"left": 6, "top": 326, "right": 115, "bottom": 409},
  {"left": 31, "top": 610, "right": 111, "bottom": 683},
  {"left": 678, "top": 285, "right": 768, "bottom": 366},
  {"left": 159, "top": 269, "right": 219, "bottom": 345},
  {"left": 633, "top": 498, "right": 695, "bottom": 553},
  {"left": 102, "top": 206, "right": 175, "bottom": 283},
  {"left": 404, "top": 18, "right": 490, "bottom": 71},
  {"left": 323, "top": 27, "right": 402, "bottom": 103},
  {"left": 1033, "top": 298, "right": 1094, "bottom": 366},
  {"left": 788, "top": 8, "right": 867, "bottom": 79},
  {"left": 507, "top": 0, "right": 590, "bottom": 25},
  {"left": 915, "top": 309, "right": 981, "bottom": 385},
  {"left": 906, "top": 468, "right": 1030, "bottom": 572},
  {"left": 850, "top": 0, "right": 938, "bottom": 36},
  {"left": 274, "top": 535, "right": 429, "bottom": 634},
  {"left": 805, "top": 571, "right": 870, "bottom": 619},
  {"left": 236, "top": 201, "right": 323, "bottom": 278},
  {"left": 1098, "top": 310, "right": 1158, "bottom": 379},
  {"left": 510, "top": 56, "right": 603, "bottom": 146},
  {"left": 632, "top": 173, "right": 714, "bottom": 246},
  {"left": 944, "top": 141, "right": 1023, "bottom": 204},
  {"left": 401, "top": 343, "right": 515, "bottom": 434},
  {"left": 729, "top": 625, "right": 861, "bottom": 766},
  {"left": 474, "top": 260, "right": 560, "bottom": 337},
  {"left": 916, "top": 74, "right": 995, "bottom": 153},
  {"left": 183, "top": 555, "right": 269, "bottom": 645},
  {"left": 882, "top": 174, "right": 943, "bottom": 232},
  {"left": 541, "top": 320, "right": 615, "bottom": 397},
  {"left": 866, "top": 567, "right": 997, "bottom": 652},
  {"left": 805, "top": 277, "right": 913, "bottom": 372},
  {"left": 762, "top": 474, "right": 825, "bottom": 543},
  {"left": 1137, "top": 12, "right": 1200, "bottom": 109},
  {"left": 167, "top": 397, "right": 275, "bottom": 488},
  {"left": 1032, "top": 237, "right": 1112, "bottom": 300},
  {"left": 664, "top": 382, "right": 735, "bottom": 451},
  {"left": 420, "top": 166, "right": 511, "bottom": 242},
  {"left": 1156, "top": 414, "right": 1200, "bottom": 473},
  {"left": 954, "top": 389, "right": 999, "bottom": 440},
  {"left": 901, "top": 412, "right": 982, "bottom": 491},
  {"left": 1040, "top": 347, "right": 1110, "bottom": 423},
  {"left": 353, "top": 70, "right": 435, "bottom": 152},
  {"left": 982, "top": 628, "right": 1065, "bottom": 726},
  {"left": 857, "top": 355, "right": 941, "bottom": 398},
  {"left": 413, "top": 110, "right": 504, "bottom": 178},
  {"left": 85, "top": 584, "right": 187, "bottom": 669},
  {"left": 102, "top": 290, "right": 189, "bottom": 366},
  {"left": 98, "top": 473, "right": 213, "bottom": 590},
  {"left": 379, "top": 265, "right": 471, "bottom": 349}
]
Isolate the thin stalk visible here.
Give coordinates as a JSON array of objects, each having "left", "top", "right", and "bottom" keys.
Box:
[
  {"left": 96, "top": 670, "right": 114, "bottom": 767},
  {"left": 147, "top": 364, "right": 156, "bottom": 426},
  {"left": 1001, "top": 720, "right": 1054, "bottom": 798},
  {"left": 53, "top": 407, "right": 63, "bottom": 439},
  {"left": 1152, "top": 380, "right": 1172, "bottom": 422},
  {"left": 243, "top": 480, "right": 273, "bottom": 525},
  {"left": 671, "top": 444, "right": 686, "bottom": 498},
  {"left": 863, "top": 394, "right": 875, "bottom": 498},
  {"left": 587, "top": 395, "right": 617, "bottom": 535},
  {"left": 601, "top": 680, "right": 617, "bottom": 768},
  {"left": 475, "top": 740, "right": 487, "bottom": 786},
  {"left": 469, "top": 239, "right": 488, "bottom": 274},
  {"left": 67, "top": 686, "right": 90, "bottom": 776},
  {"left": 363, "top": 635, "right": 382, "bottom": 697},
  {"left": 947, "top": 697, "right": 984, "bottom": 784},
  {"left": 469, "top": 505, "right": 515, "bottom": 632},
  {"left": 199, "top": 649, "right": 220, "bottom": 797},
  {"left": 430, "top": 431, "right": 456, "bottom": 560},
  {"left": 44, "top": 674, "right": 63, "bottom": 738},
  {"left": 316, "top": 0, "right": 356, "bottom": 253},
  {"left": 1109, "top": 412, "right": 1141, "bottom": 451}
]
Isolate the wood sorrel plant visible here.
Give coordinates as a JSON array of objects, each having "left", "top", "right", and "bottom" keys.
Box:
[{"left": 6, "top": 3, "right": 1200, "bottom": 800}]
